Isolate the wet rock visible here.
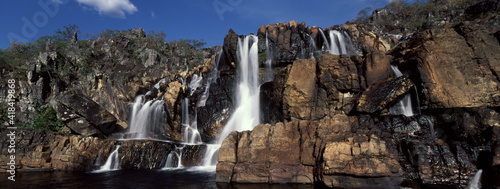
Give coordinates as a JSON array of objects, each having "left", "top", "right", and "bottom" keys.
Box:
[{"left": 357, "top": 76, "right": 414, "bottom": 114}]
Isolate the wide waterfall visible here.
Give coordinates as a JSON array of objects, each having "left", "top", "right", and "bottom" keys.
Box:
[
  {"left": 127, "top": 95, "right": 167, "bottom": 139},
  {"left": 203, "top": 35, "right": 261, "bottom": 167},
  {"left": 390, "top": 65, "right": 415, "bottom": 117}
]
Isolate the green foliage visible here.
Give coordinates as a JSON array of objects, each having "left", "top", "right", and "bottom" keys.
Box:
[
  {"left": 177, "top": 39, "right": 207, "bottom": 49},
  {"left": 55, "top": 24, "right": 81, "bottom": 41},
  {"left": 355, "top": 0, "right": 495, "bottom": 34},
  {"left": 30, "top": 106, "right": 64, "bottom": 132},
  {"left": 259, "top": 52, "right": 266, "bottom": 63},
  {"left": 98, "top": 29, "right": 120, "bottom": 39}
]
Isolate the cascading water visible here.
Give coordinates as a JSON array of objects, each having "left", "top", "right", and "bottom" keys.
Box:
[
  {"left": 164, "top": 146, "right": 184, "bottom": 169},
  {"left": 264, "top": 31, "right": 274, "bottom": 82},
  {"left": 189, "top": 73, "right": 203, "bottom": 96},
  {"left": 390, "top": 65, "right": 415, "bottom": 117},
  {"left": 307, "top": 34, "right": 317, "bottom": 59},
  {"left": 197, "top": 47, "right": 222, "bottom": 107},
  {"left": 182, "top": 98, "right": 202, "bottom": 144},
  {"left": 467, "top": 169, "right": 482, "bottom": 189},
  {"left": 127, "top": 96, "right": 167, "bottom": 139},
  {"left": 319, "top": 29, "right": 359, "bottom": 55},
  {"left": 202, "top": 35, "right": 261, "bottom": 167},
  {"left": 319, "top": 29, "right": 330, "bottom": 52},
  {"left": 97, "top": 145, "right": 120, "bottom": 171},
  {"left": 218, "top": 35, "right": 261, "bottom": 143}
]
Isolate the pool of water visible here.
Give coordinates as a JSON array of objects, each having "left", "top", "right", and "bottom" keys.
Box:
[{"left": 1, "top": 168, "right": 317, "bottom": 189}]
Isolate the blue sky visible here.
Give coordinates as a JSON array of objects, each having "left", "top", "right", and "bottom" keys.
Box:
[{"left": 0, "top": 0, "right": 394, "bottom": 49}]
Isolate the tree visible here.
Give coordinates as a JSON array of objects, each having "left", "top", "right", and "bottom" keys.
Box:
[
  {"left": 55, "top": 24, "right": 81, "bottom": 42},
  {"left": 356, "top": 7, "right": 373, "bottom": 23}
]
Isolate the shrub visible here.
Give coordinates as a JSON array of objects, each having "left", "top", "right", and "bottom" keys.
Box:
[{"left": 30, "top": 106, "right": 64, "bottom": 132}]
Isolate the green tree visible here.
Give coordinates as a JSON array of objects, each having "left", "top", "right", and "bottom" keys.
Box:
[
  {"left": 30, "top": 106, "right": 64, "bottom": 132},
  {"left": 55, "top": 24, "right": 81, "bottom": 41}
]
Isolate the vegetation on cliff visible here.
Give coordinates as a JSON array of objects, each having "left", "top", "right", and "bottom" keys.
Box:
[
  {"left": 0, "top": 25, "right": 209, "bottom": 131},
  {"left": 354, "top": 0, "right": 500, "bottom": 34}
]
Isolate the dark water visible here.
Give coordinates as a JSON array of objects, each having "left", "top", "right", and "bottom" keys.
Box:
[{"left": 1, "top": 169, "right": 316, "bottom": 189}]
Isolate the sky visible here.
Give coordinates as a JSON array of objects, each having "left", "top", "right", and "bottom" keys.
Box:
[{"left": 0, "top": 0, "right": 395, "bottom": 49}]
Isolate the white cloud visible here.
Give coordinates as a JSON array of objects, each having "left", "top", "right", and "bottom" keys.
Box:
[
  {"left": 386, "top": 0, "right": 396, "bottom": 2},
  {"left": 76, "top": 0, "right": 138, "bottom": 19},
  {"left": 151, "top": 11, "right": 156, "bottom": 19}
]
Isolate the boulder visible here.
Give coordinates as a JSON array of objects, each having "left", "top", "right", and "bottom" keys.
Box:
[
  {"left": 357, "top": 76, "right": 414, "bottom": 114},
  {"left": 53, "top": 91, "right": 117, "bottom": 136}
]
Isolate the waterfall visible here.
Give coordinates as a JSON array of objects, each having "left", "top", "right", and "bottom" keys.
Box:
[
  {"left": 264, "top": 31, "right": 274, "bottom": 82},
  {"left": 127, "top": 96, "right": 166, "bottom": 139},
  {"left": 320, "top": 29, "right": 359, "bottom": 55},
  {"left": 189, "top": 73, "right": 203, "bottom": 96},
  {"left": 202, "top": 35, "right": 261, "bottom": 167},
  {"left": 319, "top": 29, "right": 330, "bottom": 52},
  {"left": 198, "top": 47, "right": 222, "bottom": 107},
  {"left": 182, "top": 98, "right": 202, "bottom": 144},
  {"left": 164, "top": 146, "right": 184, "bottom": 169},
  {"left": 218, "top": 35, "right": 260, "bottom": 143},
  {"left": 328, "top": 30, "right": 343, "bottom": 55},
  {"left": 467, "top": 169, "right": 482, "bottom": 189},
  {"left": 98, "top": 145, "right": 120, "bottom": 171},
  {"left": 390, "top": 65, "right": 415, "bottom": 117},
  {"left": 308, "top": 35, "right": 317, "bottom": 59}
]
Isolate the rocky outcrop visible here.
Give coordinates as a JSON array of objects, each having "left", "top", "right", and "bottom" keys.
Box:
[
  {"left": 0, "top": 127, "right": 207, "bottom": 171},
  {"left": 391, "top": 21, "right": 500, "bottom": 109},
  {"left": 216, "top": 20, "right": 500, "bottom": 188},
  {"left": 357, "top": 76, "right": 414, "bottom": 114},
  {"left": 51, "top": 91, "right": 117, "bottom": 136}
]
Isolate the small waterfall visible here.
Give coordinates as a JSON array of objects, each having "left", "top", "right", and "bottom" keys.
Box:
[
  {"left": 189, "top": 73, "right": 203, "bottom": 96},
  {"left": 264, "top": 31, "right": 274, "bottom": 82},
  {"left": 197, "top": 47, "right": 222, "bottom": 107},
  {"left": 182, "top": 98, "right": 202, "bottom": 144},
  {"left": 202, "top": 35, "right": 261, "bottom": 167},
  {"left": 390, "top": 65, "right": 415, "bottom": 117},
  {"left": 308, "top": 35, "right": 317, "bottom": 59},
  {"left": 201, "top": 144, "right": 220, "bottom": 167},
  {"left": 467, "top": 169, "right": 482, "bottom": 189},
  {"left": 319, "top": 29, "right": 330, "bottom": 51},
  {"left": 98, "top": 145, "right": 120, "bottom": 171},
  {"left": 127, "top": 96, "right": 166, "bottom": 139},
  {"left": 320, "top": 29, "right": 359, "bottom": 55},
  {"left": 164, "top": 146, "right": 184, "bottom": 169}
]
